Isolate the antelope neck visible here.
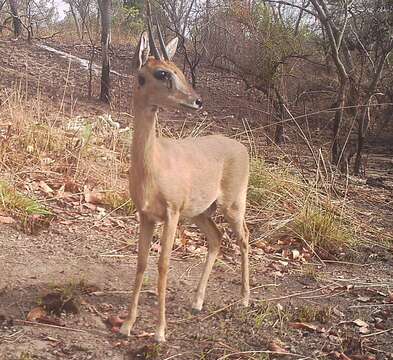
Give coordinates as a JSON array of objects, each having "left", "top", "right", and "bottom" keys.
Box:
[{"left": 131, "top": 102, "right": 158, "bottom": 177}]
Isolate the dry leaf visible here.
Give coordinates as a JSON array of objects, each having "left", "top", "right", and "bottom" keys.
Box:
[
  {"left": 41, "top": 157, "right": 54, "bottom": 165},
  {"left": 353, "top": 319, "right": 368, "bottom": 328},
  {"left": 357, "top": 296, "right": 371, "bottom": 303},
  {"left": 83, "top": 203, "right": 97, "bottom": 211},
  {"left": 57, "top": 185, "right": 73, "bottom": 199},
  {"left": 388, "top": 292, "right": 393, "bottom": 303},
  {"left": 282, "top": 249, "right": 290, "bottom": 258},
  {"left": 111, "top": 326, "right": 120, "bottom": 333},
  {"left": 107, "top": 315, "right": 124, "bottom": 327},
  {"left": 26, "top": 306, "right": 47, "bottom": 321},
  {"left": 113, "top": 340, "right": 129, "bottom": 348},
  {"left": 273, "top": 271, "right": 284, "bottom": 278},
  {"left": 151, "top": 243, "right": 161, "bottom": 252},
  {"left": 333, "top": 307, "right": 345, "bottom": 318},
  {"left": 291, "top": 249, "right": 300, "bottom": 260},
  {"left": 0, "top": 216, "right": 15, "bottom": 224},
  {"left": 39, "top": 181, "right": 54, "bottom": 194},
  {"left": 288, "top": 322, "right": 325, "bottom": 333},
  {"left": 269, "top": 262, "right": 283, "bottom": 272},
  {"left": 84, "top": 186, "right": 104, "bottom": 205},
  {"left": 254, "top": 240, "right": 267, "bottom": 249},
  {"left": 359, "top": 326, "right": 370, "bottom": 334},
  {"left": 268, "top": 340, "right": 288, "bottom": 354},
  {"left": 64, "top": 179, "right": 79, "bottom": 193},
  {"left": 277, "top": 238, "right": 292, "bottom": 246}
]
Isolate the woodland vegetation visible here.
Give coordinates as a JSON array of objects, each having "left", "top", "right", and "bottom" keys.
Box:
[{"left": 2, "top": 0, "right": 392, "bottom": 174}]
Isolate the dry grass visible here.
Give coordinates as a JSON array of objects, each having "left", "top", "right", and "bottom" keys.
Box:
[{"left": 0, "top": 87, "right": 133, "bottom": 216}]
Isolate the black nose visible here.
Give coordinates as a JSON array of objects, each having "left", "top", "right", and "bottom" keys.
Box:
[{"left": 195, "top": 98, "right": 203, "bottom": 108}]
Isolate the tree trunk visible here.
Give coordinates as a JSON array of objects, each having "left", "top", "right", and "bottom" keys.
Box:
[
  {"left": 98, "top": 0, "right": 111, "bottom": 103},
  {"left": 354, "top": 53, "right": 390, "bottom": 175},
  {"left": 354, "top": 111, "right": 366, "bottom": 176},
  {"left": 69, "top": 3, "right": 82, "bottom": 39},
  {"left": 273, "top": 88, "right": 286, "bottom": 145},
  {"left": 8, "top": 0, "right": 22, "bottom": 37},
  {"left": 274, "top": 123, "right": 284, "bottom": 144}
]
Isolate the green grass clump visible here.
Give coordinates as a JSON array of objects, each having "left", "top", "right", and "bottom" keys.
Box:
[
  {"left": 248, "top": 158, "right": 271, "bottom": 205},
  {"left": 292, "top": 204, "right": 354, "bottom": 251},
  {"left": 248, "top": 157, "right": 356, "bottom": 255},
  {"left": 248, "top": 157, "right": 301, "bottom": 209},
  {"left": 294, "top": 304, "right": 333, "bottom": 324},
  {"left": 103, "top": 191, "right": 135, "bottom": 215},
  {"left": 0, "top": 181, "right": 51, "bottom": 219}
]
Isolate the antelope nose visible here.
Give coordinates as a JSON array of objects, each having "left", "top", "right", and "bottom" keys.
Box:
[{"left": 195, "top": 98, "right": 203, "bottom": 109}]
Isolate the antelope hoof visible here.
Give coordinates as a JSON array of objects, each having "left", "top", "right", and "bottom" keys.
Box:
[
  {"left": 242, "top": 297, "right": 250, "bottom": 308},
  {"left": 191, "top": 307, "right": 201, "bottom": 315},
  {"left": 154, "top": 332, "right": 166, "bottom": 343},
  {"left": 119, "top": 322, "right": 132, "bottom": 337}
]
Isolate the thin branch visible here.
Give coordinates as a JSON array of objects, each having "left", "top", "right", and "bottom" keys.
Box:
[{"left": 264, "top": 0, "right": 317, "bottom": 17}]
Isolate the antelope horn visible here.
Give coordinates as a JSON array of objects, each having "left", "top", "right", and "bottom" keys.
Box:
[
  {"left": 146, "top": 0, "right": 161, "bottom": 60},
  {"left": 156, "top": 18, "right": 169, "bottom": 61}
]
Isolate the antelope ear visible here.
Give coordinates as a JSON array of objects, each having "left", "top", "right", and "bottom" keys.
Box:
[
  {"left": 165, "top": 37, "right": 178, "bottom": 60},
  {"left": 132, "top": 31, "right": 150, "bottom": 71}
]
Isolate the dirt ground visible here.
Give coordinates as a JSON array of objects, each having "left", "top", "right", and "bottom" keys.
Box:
[{"left": 1, "top": 38, "right": 393, "bottom": 360}]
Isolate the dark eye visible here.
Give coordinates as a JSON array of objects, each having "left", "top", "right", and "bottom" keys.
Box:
[{"left": 154, "top": 70, "right": 170, "bottom": 81}]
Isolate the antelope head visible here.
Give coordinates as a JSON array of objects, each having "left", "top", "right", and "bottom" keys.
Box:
[{"left": 132, "top": 22, "right": 202, "bottom": 111}]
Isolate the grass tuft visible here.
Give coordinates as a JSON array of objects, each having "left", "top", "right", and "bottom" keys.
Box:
[
  {"left": 0, "top": 181, "right": 51, "bottom": 218},
  {"left": 248, "top": 157, "right": 356, "bottom": 255},
  {"left": 294, "top": 304, "right": 333, "bottom": 324},
  {"left": 292, "top": 204, "right": 354, "bottom": 251},
  {"left": 103, "top": 191, "right": 135, "bottom": 215}
]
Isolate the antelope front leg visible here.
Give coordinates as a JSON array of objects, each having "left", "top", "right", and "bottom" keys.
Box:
[
  {"left": 155, "top": 210, "right": 180, "bottom": 343},
  {"left": 120, "top": 214, "right": 155, "bottom": 336}
]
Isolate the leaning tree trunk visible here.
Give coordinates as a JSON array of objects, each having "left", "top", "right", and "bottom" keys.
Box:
[
  {"left": 8, "top": 0, "right": 22, "bottom": 38},
  {"left": 98, "top": 0, "right": 111, "bottom": 103},
  {"left": 332, "top": 78, "right": 347, "bottom": 166}
]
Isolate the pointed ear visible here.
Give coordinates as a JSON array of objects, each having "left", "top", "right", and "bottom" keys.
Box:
[
  {"left": 132, "top": 31, "right": 150, "bottom": 71},
  {"left": 165, "top": 37, "right": 178, "bottom": 60}
]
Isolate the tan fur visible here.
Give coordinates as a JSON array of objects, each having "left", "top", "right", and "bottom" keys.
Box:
[{"left": 119, "top": 53, "right": 250, "bottom": 342}]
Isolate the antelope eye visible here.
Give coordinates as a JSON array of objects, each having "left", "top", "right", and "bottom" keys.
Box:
[{"left": 154, "top": 70, "right": 170, "bottom": 81}]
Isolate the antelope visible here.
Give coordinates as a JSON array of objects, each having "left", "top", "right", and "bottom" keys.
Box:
[{"left": 119, "top": 11, "right": 250, "bottom": 343}]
